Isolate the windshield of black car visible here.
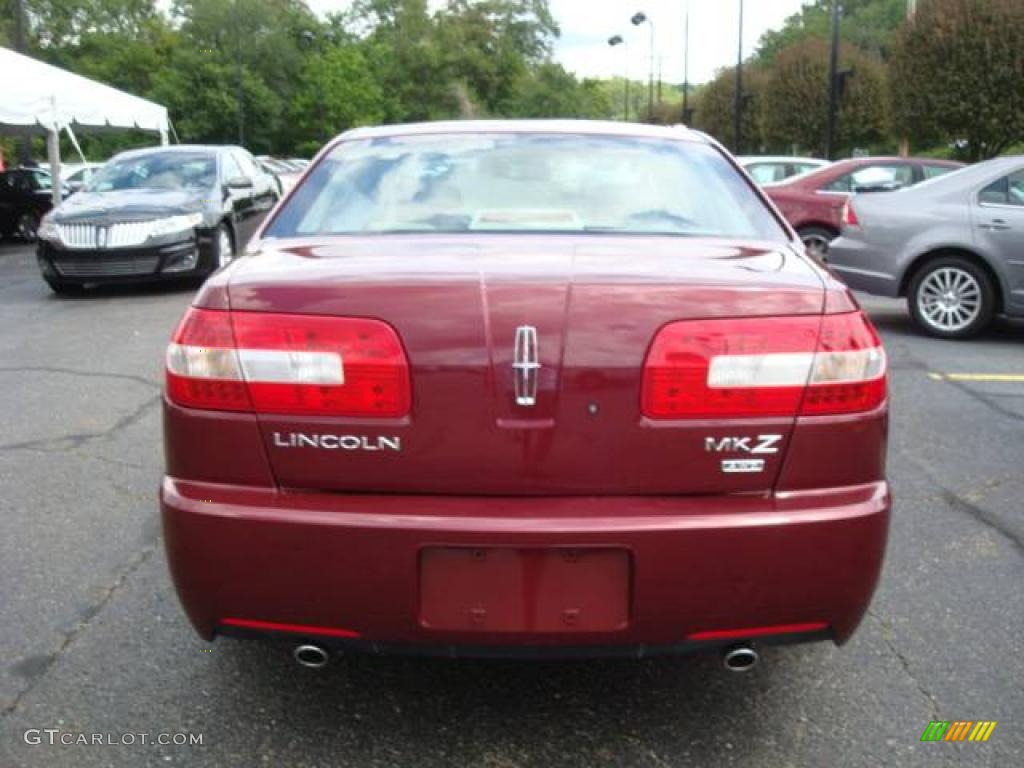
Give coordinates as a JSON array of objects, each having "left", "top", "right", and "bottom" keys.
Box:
[
  {"left": 85, "top": 152, "right": 217, "bottom": 192},
  {"left": 264, "top": 133, "right": 787, "bottom": 240}
]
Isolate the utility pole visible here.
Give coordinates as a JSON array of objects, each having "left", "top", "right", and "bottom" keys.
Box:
[
  {"left": 234, "top": 0, "right": 245, "bottom": 145},
  {"left": 657, "top": 57, "right": 663, "bottom": 105},
  {"left": 734, "top": 0, "right": 744, "bottom": 153},
  {"left": 681, "top": 2, "right": 690, "bottom": 123},
  {"left": 825, "top": 0, "right": 841, "bottom": 160},
  {"left": 899, "top": 0, "right": 916, "bottom": 156}
]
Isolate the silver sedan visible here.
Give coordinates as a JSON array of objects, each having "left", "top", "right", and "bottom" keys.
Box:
[{"left": 828, "top": 156, "right": 1024, "bottom": 338}]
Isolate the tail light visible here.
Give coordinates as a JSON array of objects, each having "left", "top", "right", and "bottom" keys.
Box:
[
  {"left": 641, "top": 311, "right": 886, "bottom": 419},
  {"left": 166, "top": 308, "right": 411, "bottom": 417},
  {"left": 842, "top": 199, "right": 860, "bottom": 228}
]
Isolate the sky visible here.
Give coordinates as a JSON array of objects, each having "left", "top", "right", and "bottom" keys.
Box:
[{"left": 306, "top": 0, "right": 809, "bottom": 85}]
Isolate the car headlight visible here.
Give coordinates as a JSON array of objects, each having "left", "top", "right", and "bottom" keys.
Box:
[
  {"left": 149, "top": 213, "right": 204, "bottom": 238},
  {"left": 37, "top": 214, "right": 61, "bottom": 244}
]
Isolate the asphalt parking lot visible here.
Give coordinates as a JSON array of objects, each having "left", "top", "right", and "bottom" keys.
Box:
[{"left": 0, "top": 241, "right": 1021, "bottom": 768}]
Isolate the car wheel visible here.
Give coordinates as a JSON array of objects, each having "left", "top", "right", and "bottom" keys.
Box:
[
  {"left": 214, "top": 224, "right": 235, "bottom": 269},
  {"left": 797, "top": 226, "right": 837, "bottom": 260},
  {"left": 17, "top": 212, "right": 40, "bottom": 241},
  {"left": 908, "top": 257, "right": 995, "bottom": 339},
  {"left": 44, "top": 277, "right": 86, "bottom": 296}
]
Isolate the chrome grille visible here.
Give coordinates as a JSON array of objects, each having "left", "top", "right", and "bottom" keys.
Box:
[
  {"left": 57, "top": 221, "right": 155, "bottom": 250},
  {"left": 54, "top": 256, "right": 160, "bottom": 277}
]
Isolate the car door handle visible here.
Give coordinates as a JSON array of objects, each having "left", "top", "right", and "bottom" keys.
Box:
[{"left": 980, "top": 219, "right": 1011, "bottom": 231}]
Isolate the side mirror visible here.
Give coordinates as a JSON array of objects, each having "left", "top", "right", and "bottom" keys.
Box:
[
  {"left": 67, "top": 181, "right": 83, "bottom": 193},
  {"left": 226, "top": 176, "right": 253, "bottom": 190}
]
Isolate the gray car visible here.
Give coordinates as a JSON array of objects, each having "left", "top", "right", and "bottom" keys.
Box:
[{"left": 827, "top": 156, "right": 1024, "bottom": 338}]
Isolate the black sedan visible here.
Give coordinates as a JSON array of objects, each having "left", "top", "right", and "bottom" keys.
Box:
[
  {"left": 0, "top": 167, "right": 69, "bottom": 240},
  {"left": 36, "top": 145, "right": 278, "bottom": 294}
]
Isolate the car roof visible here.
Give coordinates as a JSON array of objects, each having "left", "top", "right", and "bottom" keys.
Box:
[
  {"left": 339, "top": 120, "right": 705, "bottom": 144},
  {"left": 738, "top": 156, "right": 829, "bottom": 165},
  {"left": 111, "top": 144, "right": 237, "bottom": 161},
  {"left": 893, "top": 154, "right": 1024, "bottom": 197},
  {"left": 768, "top": 155, "right": 965, "bottom": 188}
]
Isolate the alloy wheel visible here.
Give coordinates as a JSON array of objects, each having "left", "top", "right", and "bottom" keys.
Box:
[
  {"left": 802, "top": 233, "right": 831, "bottom": 258},
  {"left": 17, "top": 213, "right": 39, "bottom": 241},
  {"left": 916, "top": 267, "right": 982, "bottom": 333}
]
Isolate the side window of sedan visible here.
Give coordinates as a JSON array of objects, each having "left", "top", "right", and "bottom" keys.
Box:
[
  {"left": 238, "top": 152, "right": 260, "bottom": 179},
  {"left": 31, "top": 171, "right": 53, "bottom": 191},
  {"left": 979, "top": 171, "right": 1024, "bottom": 207},
  {"left": 747, "top": 164, "right": 784, "bottom": 184},
  {"left": 222, "top": 152, "right": 244, "bottom": 183},
  {"left": 824, "top": 164, "right": 914, "bottom": 193},
  {"left": 11, "top": 171, "right": 32, "bottom": 192},
  {"left": 923, "top": 164, "right": 955, "bottom": 180}
]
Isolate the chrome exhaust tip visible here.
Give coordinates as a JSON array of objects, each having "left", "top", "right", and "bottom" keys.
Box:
[
  {"left": 293, "top": 644, "right": 329, "bottom": 669},
  {"left": 722, "top": 646, "right": 759, "bottom": 672}
]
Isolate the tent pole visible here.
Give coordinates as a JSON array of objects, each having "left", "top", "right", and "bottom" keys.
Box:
[{"left": 47, "top": 128, "right": 61, "bottom": 207}]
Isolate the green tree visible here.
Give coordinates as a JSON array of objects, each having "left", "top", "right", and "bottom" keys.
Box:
[
  {"left": 436, "top": 0, "right": 559, "bottom": 115},
  {"left": 504, "top": 63, "right": 611, "bottom": 119},
  {"left": 349, "top": 0, "right": 452, "bottom": 121},
  {"left": 760, "top": 38, "right": 888, "bottom": 156},
  {"left": 287, "top": 46, "right": 385, "bottom": 154},
  {"left": 756, "top": 0, "right": 905, "bottom": 63},
  {"left": 692, "top": 66, "right": 765, "bottom": 153},
  {"left": 890, "top": 0, "right": 1024, "bottom": 160}
]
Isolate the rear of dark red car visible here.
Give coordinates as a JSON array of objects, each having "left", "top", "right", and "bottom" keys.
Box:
[{"left": 161, "top": 122, "right": 890, "bottom": 662}]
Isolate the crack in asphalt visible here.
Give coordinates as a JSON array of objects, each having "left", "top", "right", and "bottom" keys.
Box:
[
  {"left": 937, "top": 376, "right": 1024, "bottom": 425},
  {"left": 0, "top": 365, "right": 160, "bottom": 391},
  {"left": 1, "top": 540, "right": 160, "bottom": 718},
  {"left": 0, "top": 393, "right": 161, "bottom": 454},
  {"left": 899, "top": 451, "right": 1024, "bottom": 558},
  {"left": 865, "top": 607, "right": 942, "bottom": 722}
]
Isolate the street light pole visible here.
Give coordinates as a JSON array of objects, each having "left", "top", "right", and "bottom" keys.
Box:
[
  {"left": 607, "top": 35, "right": 630, "bottom": 122},
  {"left": 899, "top": 0, "right": 916, "bottom": 156},
  {"left": 631, "top": 12, "right": 655, "bottom": 122},
  {"left": 734, "top": 0, "right": 744, "bottom": 153},
  {"left": 825, "top": 0, "right": 841, "bottom": 160}
]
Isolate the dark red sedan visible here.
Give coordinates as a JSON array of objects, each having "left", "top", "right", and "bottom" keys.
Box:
[
  {"left": 763, "top": 156, "right": 963, "bottom": 257},
  {"left": 162, "top": 121, "right": 890, "bottom": 671}
]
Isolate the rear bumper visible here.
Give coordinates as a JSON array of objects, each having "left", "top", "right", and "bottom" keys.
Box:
[
  {"left": 826, "top": 238, "right": 901, "bottom": 297},
  {"left": 161, "top": 478, "right": 890, "bottom": 657}
]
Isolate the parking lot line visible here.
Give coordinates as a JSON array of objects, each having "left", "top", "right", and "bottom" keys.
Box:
[{"left": 928, "top": 372, "right": 1024, "bottom": 383}]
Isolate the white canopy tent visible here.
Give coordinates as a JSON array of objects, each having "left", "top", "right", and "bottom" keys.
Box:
[{"left": 0, "top": 46, "right": 170, "bottom": 204}]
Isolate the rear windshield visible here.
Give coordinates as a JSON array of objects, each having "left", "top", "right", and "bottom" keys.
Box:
[{"left": 264, "top": 133, "right": 786, "bottom": 240}]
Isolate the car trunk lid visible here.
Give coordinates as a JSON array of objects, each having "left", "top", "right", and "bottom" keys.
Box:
[{"left": 224, "top": 234, "right": 826, "bottom": 495}]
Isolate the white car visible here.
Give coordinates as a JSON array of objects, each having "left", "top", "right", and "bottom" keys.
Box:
[
  {"left": 64, "top": 163, "right": 104, "bottom": 190},
  {"left": 738, "top": 156, "right": 831, "bottom": 185}
]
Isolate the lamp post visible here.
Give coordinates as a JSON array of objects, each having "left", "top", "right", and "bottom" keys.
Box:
[
  {"left": 825, "top": 0, "right": 841, "bottom": 160},
  {"left": 301, "top": 30, "right": 327, "bottom": 143},
  {"left": 608, "top": 35, "right": 630, "bottom": 122},
  {"left": 630, "top": 11, "right": 654, "bottom": 122}
]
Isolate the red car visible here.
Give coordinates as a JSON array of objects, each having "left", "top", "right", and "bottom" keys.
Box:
[
  {"left": 162, "top": 121, "right": 890, "bottom": 671},
  {"left": 763, "top": 156, "right": 963, "bottom": 257}
]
